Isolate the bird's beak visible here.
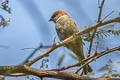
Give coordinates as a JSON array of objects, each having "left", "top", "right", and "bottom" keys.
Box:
[{"left": 49, "top": 18, "right": 53, "bottom": 21}]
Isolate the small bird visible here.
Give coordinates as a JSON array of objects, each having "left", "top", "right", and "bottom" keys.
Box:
[{"left": 49, "top": 10, "right": 92, "bottom": 74}]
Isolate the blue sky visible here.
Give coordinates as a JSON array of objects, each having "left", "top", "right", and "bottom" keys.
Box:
[{"left": 0, "top": 0, "right": 120, "bottom": 80}]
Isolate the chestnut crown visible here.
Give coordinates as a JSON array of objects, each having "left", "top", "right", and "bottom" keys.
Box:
[{"left": 49, "top": 10, "right": 68, "bottom": 23}]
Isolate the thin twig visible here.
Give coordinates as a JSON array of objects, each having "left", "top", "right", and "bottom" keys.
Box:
[
  {"left": 87, "top": 0, "right": 105, "bottom": 57},
  {"left": 21, "top": 44, "right": 43, "bottom": 64},
  {"left": 20, "top": 44, "right": 51, "bottom": 65},
  {"left": 102, "top": 11, "right": 114, "bottom": 21},
  {"left": 98, "top": 0, "right": 105, "bottom": 22},
  {"left": 22, "top": 46, "right": 51, "bottom": 50},
  {"left": 51, "top": 62, "right": 80, "bottom": 71}
]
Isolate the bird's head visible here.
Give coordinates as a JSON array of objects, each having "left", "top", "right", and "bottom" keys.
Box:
[{"left": 49, "top": 10, "right": 68, "bottom": 23}]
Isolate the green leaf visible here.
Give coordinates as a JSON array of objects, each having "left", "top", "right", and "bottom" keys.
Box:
[
  {"left": 112, "top": 73, "right": 120, "bottom": 77},
  {"left": 58, "top": 54, "right": 65, "bottom": 66},
  {"left": 101, "top": 72, "right": 111, "bottom": 78}
]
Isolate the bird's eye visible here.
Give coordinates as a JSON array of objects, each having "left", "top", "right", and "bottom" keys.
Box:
[{"left": 51, "top": 14, "right": 57, "bottom": 19}]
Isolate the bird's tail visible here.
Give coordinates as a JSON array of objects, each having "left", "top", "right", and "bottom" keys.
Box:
[
  {"left": 77, "top": 56, "right": 92, "bottom": 75},
  {"left": 83, "top": 64, "right": 92, "bottom": 75}
]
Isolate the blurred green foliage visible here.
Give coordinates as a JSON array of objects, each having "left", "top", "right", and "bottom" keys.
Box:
[
  {"left": 99, "top": 60, "right": 120, "bottom": 78},
  {"left": 0, "top": 0, "right": 10, "bottom": 27}
]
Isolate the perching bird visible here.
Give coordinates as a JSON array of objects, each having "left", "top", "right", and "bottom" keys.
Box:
[{"left": 49, "top": 10, "right": 92, "bottom": 74}]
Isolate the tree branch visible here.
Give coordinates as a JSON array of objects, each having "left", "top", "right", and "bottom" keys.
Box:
[{"left": 0, "top": 65, "right": 90, "bottom": 80}]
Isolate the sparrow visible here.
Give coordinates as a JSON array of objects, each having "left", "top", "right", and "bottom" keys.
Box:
[{"left": 49, "top": 10, "right": 92, "bottom": 74}]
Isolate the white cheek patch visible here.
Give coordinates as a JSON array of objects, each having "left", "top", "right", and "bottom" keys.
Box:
[{"left": 56, "top": 15, "right": 68, "bottom": 22}]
